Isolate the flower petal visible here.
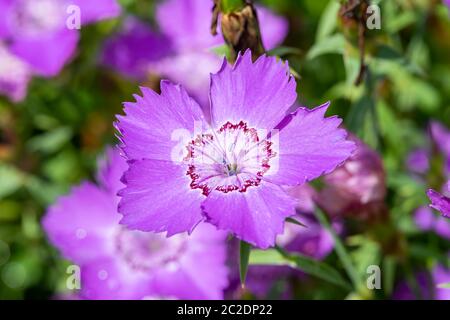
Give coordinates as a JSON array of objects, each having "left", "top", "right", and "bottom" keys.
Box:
[
  {"left": 96, "top": 147, "right": 128, "bottom": 197},
  {"left": 265, "top": 103, "right": 356, "bottom": 186},
  {"left": 0, "top": 44, "right": 31, "bottom": 102},
  {"left": 116, "top": 81, "right": 206, "bottom": 162},
  {"left": 428, "top": 189, "right": 450, "bottom": 218},
  {"left": 156, "top": 0, "right": 222, "bottom": 50},
  {"left": 201, "top": 182, "right": 296, "bottom": 248},
  {"left": 150, "top": 223, "right": 228, "bottom": 299},
  {"left": 42, "top": 182, "right": 120, "bottom": 264},
  {"left": 102, "top": 18, "right": 172, "bottom": 80},
  {"left": 257, "top": 6, "right": 289, "bottom": 50},
  {"left": 71, "top": 0, "right": 121, "bottom": 25},
  {"left": 11, "top": 28, "right": 79, "bottom": 77},
  {"left": 210, "top": 50, "right": 297, "bottom": 131},
  {"left": 118, "top": 159, "right": 205, "bottom": 236},
  {"left": 80, "top": 257, "right": 153, "bottom": 300},
  {"left": 0, "top": 0, "right": 13, "bottom": 39},
  {"left": 152, "top": 51, "right": 222, "bottom": 113}
]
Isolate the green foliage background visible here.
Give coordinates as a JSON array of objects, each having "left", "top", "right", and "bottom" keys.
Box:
[{"left": 0, "top": 0, "right": 449, "bottom": 299}]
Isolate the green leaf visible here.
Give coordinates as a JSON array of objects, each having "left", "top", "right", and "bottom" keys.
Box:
[
  {"left": 221, "top": 0, "right": 245, "bottom": 13},
  {"left": 316, "top": 0, "right": 340, "bottom": 42},
  {"left": 383, "top": 256, "right": 397, "bottom": 296},
  {"left": 239, "top": 241, "right": 251, "bottom": 287},
  {"left": 285, "top": 217, "right": 308, "bottom": 228},
  {"left": 27, "top": 127, "right": 73, "bottom": 154},
  {"left": 268, "top": 46, "right": 302, "bottom": 58},
  {"left": 0, "top": 165, "right": 24, "bottom": 199},
  {"left": 250, "top": 248, "right": 351, "bottom": 290},
  {"left": 306, "top": 34, "right": 345, "bottom": 60},
  {"left": 210, "top": 45, "right": 231, "bottom": 60},
  {"left": 314, "top": 208, "right": 365, "bottom": 294}
]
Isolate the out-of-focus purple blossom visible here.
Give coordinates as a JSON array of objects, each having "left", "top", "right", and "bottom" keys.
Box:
[
  {"left": 0, "top": 43, "right": 31, "bottom": 102},
  {"left": 102, "top": 0, "right": 289, "bottom": 109},
  {"left": 393, "top": 264, "right": 450, "bottom": 300},
  {"left": 116, "top": 51, "right": 355, "bottom": 249},
  {"left": 428, "top": 182, "right": 450, "bottom": 218},
  {"left": 431, "top": 122, "right": 450, "bottom": 174},
  {"left": 0, "top": 0, "right": 121, "bottom": 101},
  {"left": 414, "top": 206, "right": 450, "bottom": 239},
  {"left": 43, "top": 148, "right": 228, "bottom": 300},
  {"left": 407, "top": 148, "right": 430, "bottom": 175},
  {"left": 318, "top": 135, "right": 386, "bottom": 219}
]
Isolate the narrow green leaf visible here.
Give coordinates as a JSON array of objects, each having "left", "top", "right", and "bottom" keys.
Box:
[
  {"left": 268, "top": 46, "right": 302, "bottom": 58},
  {"left": 285, "top": 217, "right": 308, "bottom": 228},
  {"left": 383, "top": 256, "right": 396, "bottom": 296},
  {"left": 239, "top": 241, "right": 251, "bottom": 287},
  {"left": 249, "top": 247, "right": 351, "bottom": 291},
  {"left": 314, "top": 208, "right": 364, "bottom": 294},
  {"left": 316, "top": 0, "right": 340, "bottom": 42},
  {"left": 306, "top": 34, "right": 345, "bottom": 60},
  {"left": 0, "top": 165, "right": 24, "bottom": 199}
]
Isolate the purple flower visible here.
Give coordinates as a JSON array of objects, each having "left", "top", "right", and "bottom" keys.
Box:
[
  {"left": 0, "top": 43, "right": 31, "bottom": 102},
  {"left": 407, "top": 148, "right": 430, "bottom": 174},
  {"left": 317, "top": 135, "right": 386, "bottom": 219},
  {"left": 430, "top": 121, "right": 450, "bottom": 174},
  {"left": 0, "top": 0, "right": 120, "bottom": 100},
  {"left": 116, "top": 50, "right": 355, "bottom": 249},
  {"left": 43, "top": 148, "right": 228, "bottom": 300},
  {"left": 414, "top": 206, "right": 450, "bottom": 239},
  {"left": 102, "top": 0, "right": 289, "bottom": 109},
  {"left": 428, "top": 182, "right": 450, "bottom": 218},
  {"left": 394, "top": 264, "right": 450, "bottom": 300}
]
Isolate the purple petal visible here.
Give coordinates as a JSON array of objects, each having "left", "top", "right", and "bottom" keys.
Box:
[
  {"left": 407, "top": 148, "right": 430, "bottom": 174},
  {"left": 80, "top": 257, "right": 153, "bottom": 300},
  {"left": 277, "top": 214, "right": 337, "bottom": 260},
  {"left": 150, "top": 223, "right": 228, "bottom": 299},
  {"left": 414, "top": 206, "right": 436, "bottom": 231},
  {"left": 210, "top": 51, "right": 297, "bottom": 131},
  {"left": 70, "top": 0, "right": 121, "bottom": 25},
  {"left": 265, "top": 103, "right": 356, "bottom": 186},
  {"left": 96, "top": 147, "right": 128, "bottom": 197},
  {"left": 0, "top": 0, "right": 13, "bottom": 39},
  {"left": 11, "top": 28, "right": 79, "bottom": 77},
  {"left": 430, "top": 121, "right": 450, "bottom": 170},
  {"left": 118, "top": 159, "right": 205, "bottom": 236},
  {"left": 201, "top": 182, "right": 297, "bottom": 248},
  {"left": 102, "top": 17, "right": 172, "bottom": 80},
  {"left": 257, "top": 6, "right": 289, "bottom": 50},
  {"left": 434, "top": 216, "right": 450, "bottom": 240},
  {"left": 152, "top": 51, "right": 223, "bottom": 112},
  {"left": 42, "top": 182, "right": 120, "bottom": 264},
  {"left": 0, "top": 44, "right": 32, "bottom": 102},
  {"left": 433, "top": 264, "right": 450, "bottom": 300},
  {"left": 156, "top": 0, "right": 222, "bottom": 50},
  {"left": 428, "top": 188, "right": 450, "bottom": 218},
  {"left": 116, "top": 82, "right": 206, "bottom": 161}
]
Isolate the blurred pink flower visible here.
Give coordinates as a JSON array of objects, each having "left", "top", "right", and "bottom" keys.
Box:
[{"left": 318, "top": 135, "right": 387, "bottom": 219}]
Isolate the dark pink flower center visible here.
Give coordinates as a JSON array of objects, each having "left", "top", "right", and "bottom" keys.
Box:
[
  {"left": 184, "top": 121, "right": 276, "bottom": 196},
  {"left": 115, "top": 228, "right": 187, "bottom": 272}
]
